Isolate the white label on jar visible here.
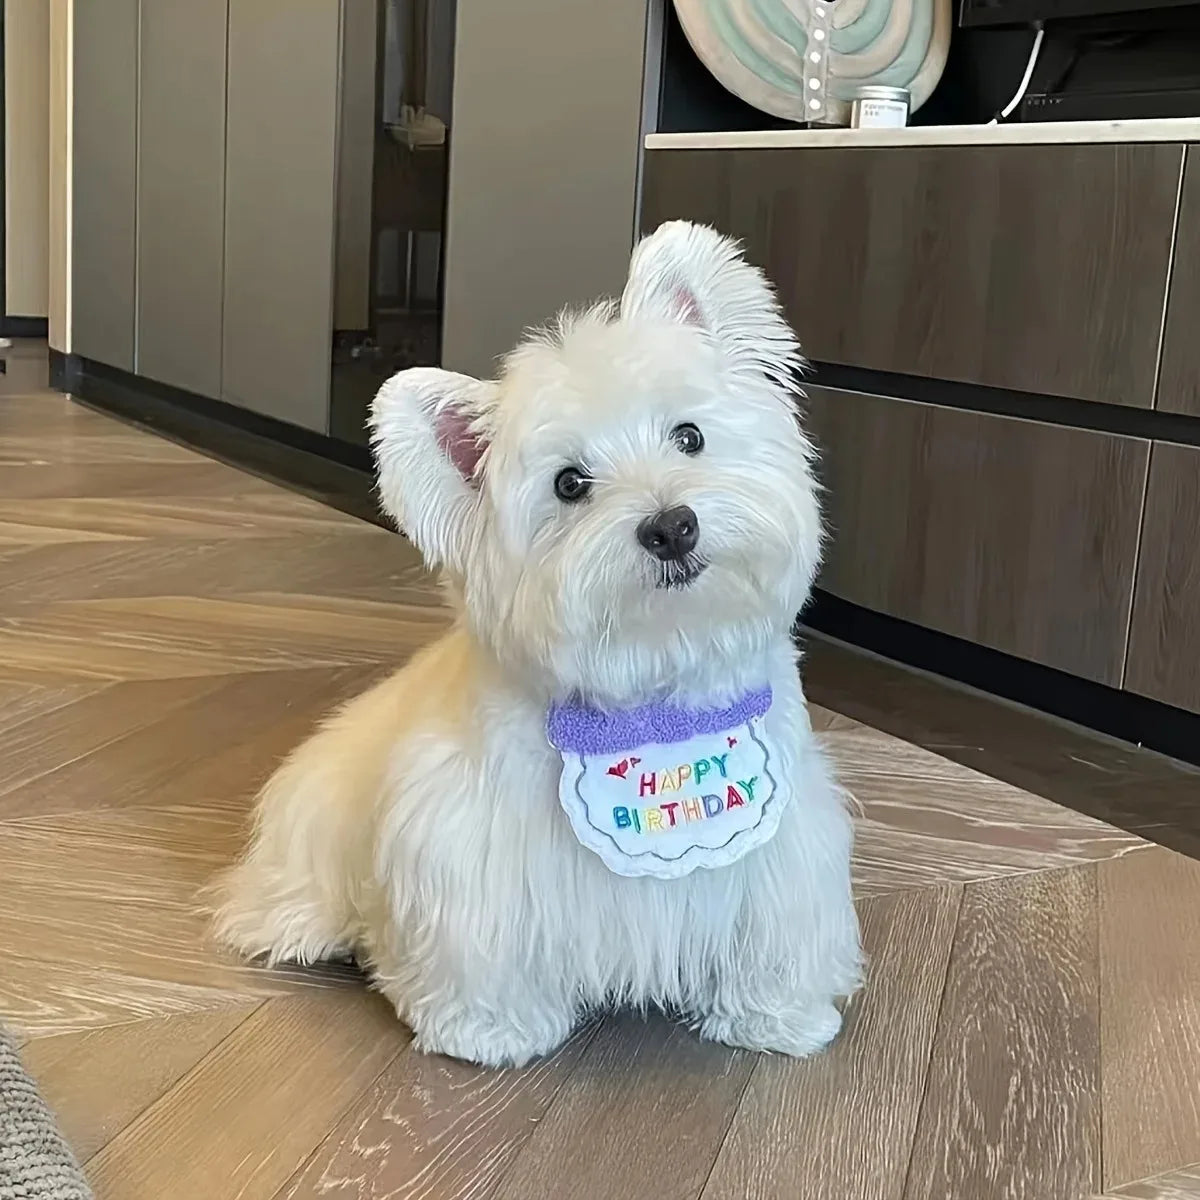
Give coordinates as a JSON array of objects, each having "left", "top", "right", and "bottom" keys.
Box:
[{"left": 857, "top": 99, "right": 907, "bottom": 129}]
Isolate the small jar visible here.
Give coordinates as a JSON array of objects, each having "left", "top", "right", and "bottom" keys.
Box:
[{"left": 850, "top": 85, "right": 910, "bottom": 130}]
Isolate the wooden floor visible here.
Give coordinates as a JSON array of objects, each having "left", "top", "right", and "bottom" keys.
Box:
[{"left": 3, "top": 345, "right": 1199, "bottom": 1200}]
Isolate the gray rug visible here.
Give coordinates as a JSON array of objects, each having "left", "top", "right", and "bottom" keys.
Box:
[{"left": 0, "top": 1032, "right": 91, "bottom": 1200}]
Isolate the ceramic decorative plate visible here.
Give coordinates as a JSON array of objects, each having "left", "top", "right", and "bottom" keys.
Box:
[{"left": 673, "top": 0, "right": 952, "bottom": 124}]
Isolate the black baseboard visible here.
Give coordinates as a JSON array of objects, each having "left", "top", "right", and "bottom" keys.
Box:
[
  {"left": 1, "top": 315, "right": 49, "bottom": 339},
  {"left": 52, "top": 352, "right": 372, "bottom": 470},
  {"left": 803, "top": 589, "right": 1200, "bottom": 767},
  {"left": 49, "top": 351, "right": 384, "bottom": 527}
]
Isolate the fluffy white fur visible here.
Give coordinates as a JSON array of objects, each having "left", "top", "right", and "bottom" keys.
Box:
[{"left": 214, "top": 221, "right": 863, "bottom": 1067}]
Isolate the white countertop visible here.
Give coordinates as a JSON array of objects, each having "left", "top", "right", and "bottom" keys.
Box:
[{"left": 645, "top": 117, "right": 1200, "bottom": 151}]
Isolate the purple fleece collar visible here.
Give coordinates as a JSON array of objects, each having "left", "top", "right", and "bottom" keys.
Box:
[{"left": 547, "top": 686, "right": 772, "bottom": 755}]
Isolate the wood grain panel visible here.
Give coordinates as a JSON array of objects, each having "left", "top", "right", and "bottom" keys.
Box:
[
  {"left": 703, "top": 887, "right": 960, "bottom": 1200},
  {"left": 2, "top": 947, "right": 296, "bottom": 1043},
  {"left": 846, "top": 769, "right": 1146, "bottom": 898},
  {"left": 1099, "top": 848, "right": 1200, "bottom": 1189},
  {"left": 2, "top": 364, "right": 1190, "bottom": 1198},
  {"left": 22, "top": 1006, "right": 256, "bottom": 1162},
  {"left": 282, "top": 1024, "right": 598, "bottom": 1199},
  {"left": 0, "top": 675, "right": 224, "bottom": 802},
  {"left": 0, "top": 534, "right": 428, "bottom": 610},
  {"left": 1158, "top": 148, "right": 1200, "bottom": 417},
  {"left": 0, "top": 665, "right": 382, "bottom": 819},
  {"left": 643, "top": 144, "right": 1176, "bottom": 408},
  {"left": 493, "top": 1014, "right": 753, "bottom": 1200},
  {"left": 804, "top": 636, "right": 1200, "bottom": 864},
  {"left": 0, "top": 679, "right": 105, "bottom": 733},
  {"left": 0, "top": 594, "right": 449, "bottom": 683},
  {"left": 807, "top": 387, "right": 1149, "bottom": 685},
  {"left": 903, "top": 867, "right": 1101, "bottom": 1200},
  {"left": 641, "top": 144, "right": 1182, "bottom": 406},
  {"left": 0, "top": 805, "right": 363, "bottom": 1040},
  {"left": 87, "top": 992, "right": 408, "bottom": 1200},
  {"left": 0, "top": 459, "right": 283, "bottom": 501},
  {"left": 0, "top": 431, "right": 202, "bottom": 466},
  {"left": 1099, "top": 1165, "right": 1200, "bottom": 1199},
  {"left": 0, "top": 493, "right": 367, "bottom": 543},
  {"left": 1125, "top": 443, "right": 1200, "bottom": 714}
]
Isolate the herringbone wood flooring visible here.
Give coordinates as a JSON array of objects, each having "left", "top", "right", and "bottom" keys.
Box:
[{"left": 3, "top": 344, "right": 1199, "bottom": 1199}]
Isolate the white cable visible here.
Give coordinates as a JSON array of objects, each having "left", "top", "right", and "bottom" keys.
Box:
[{"left": 989, "top": 24, "right": 1045, "bottom": 125}]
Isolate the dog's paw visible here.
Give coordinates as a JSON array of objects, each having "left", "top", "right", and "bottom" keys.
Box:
[
  {"left": 697, "top": 1000, "right": 843, "bottom": 1058},
  {"left": 412, "top": 1010, "right": 575, "bottom": 1069}
]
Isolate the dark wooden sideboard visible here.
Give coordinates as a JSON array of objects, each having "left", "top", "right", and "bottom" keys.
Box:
[
  {"left": 643, "top": 140, "right": 1200, "bottom": 720},
  {"left": 1127, "top": 444, "right": 1200, "bottom": 713},
  {"left": 804, "top": 387, "right": 1148, "bottom": 688}
]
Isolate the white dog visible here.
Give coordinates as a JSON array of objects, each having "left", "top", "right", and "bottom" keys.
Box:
[{"left": 214, "top": 222, "right": 862, "bottom": 1068}]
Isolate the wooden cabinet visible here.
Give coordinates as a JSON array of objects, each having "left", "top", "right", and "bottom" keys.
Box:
[
  {"left": 136, "top": 0, "right": 229, "bottom": 397},
  {"left": 642, "top": 145, "right": 1182, "bottom": 407},
  {"left": 806, "top": 387, "right": 1150, "bottom": 685},
  {"left": 1125, "top": 443, "right": 1200, "bottom": 713},
  {"left": 71, "top": 0, "right": 339, "bottom": 427},
  {"left": 71, "top": 0, "right": 138, "bottom": 370},
  {"left": 1157, "top": 148, "right": 1200, "bottom": 418},
  {"left": 221, "top": 0, "right": 340, "bottom": 432}
]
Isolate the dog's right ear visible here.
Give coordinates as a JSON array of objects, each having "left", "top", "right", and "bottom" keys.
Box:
[
  {"left": 370, "top": 367, "right": 498, "bottom": 572},
  {"left": 621, "top": 221, "right": 801, "bottom": 395}
]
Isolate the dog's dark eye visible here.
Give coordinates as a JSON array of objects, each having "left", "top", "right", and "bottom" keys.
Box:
[
  {"left": 554, "top": 466, "right": 592, "bottom": 504},
  {"left": 671, "top": 423, "right": 704, "bottom": 455}
]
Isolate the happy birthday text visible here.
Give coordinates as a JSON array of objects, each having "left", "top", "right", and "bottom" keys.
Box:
[{"left": 612, "top": 752, "right": 759, "bottom": 834}]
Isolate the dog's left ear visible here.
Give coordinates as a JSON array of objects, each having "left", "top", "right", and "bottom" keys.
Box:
[
  {"left": 370, "top": 367, "right": 498, "bottom": 573},
  {"left": 620, "top": 221, "right": 801, "bottom": 391}
]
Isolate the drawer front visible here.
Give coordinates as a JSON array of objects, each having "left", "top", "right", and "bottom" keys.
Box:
[
  {"left": 1126, "top": 442, "right": 1200, "bottom": 713},
  {"left": 1158, "top": 147, "right": 1200, "bottom": 417},
  {"left": 805, "top": 387, "right": 1149, "bottom": 685},
  {"left": 642, "top": 144, "right": 1183, "bottom": 408}
]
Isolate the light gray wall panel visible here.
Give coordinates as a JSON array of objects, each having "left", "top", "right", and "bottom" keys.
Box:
[
  {"left": 441, "top": 0, "right": 651, "bottom": 378},
  {"left": 137, "top": 0, "right": 228, "bottom": 397},
  {"left": 222, "top": 0, "right": 339, "bottom": 431},
  {"left": 72, "top": 0, "right": 138, "bottom": 369}
]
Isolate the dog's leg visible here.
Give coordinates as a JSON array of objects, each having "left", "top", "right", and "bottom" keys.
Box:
[
  {"left": 693, "top": 918, "right": 860, "bottom": 1059},
  {"left": 408, "top": 993, "right": 579, "bottom": 1070},
  {"left": 696, "top": 993, "right": 846, "bottom": 1058},
  {"left": 693, "top": 897, "right": 859, "bottom": 1057},
  {"left": 369, "top": 948, "right": 578, "bottom": 1069},
  {"left": 692, "top": 743, "right": 862, "bottom": 1058}
]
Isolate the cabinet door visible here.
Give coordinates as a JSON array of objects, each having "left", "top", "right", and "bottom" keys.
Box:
[
  {"left": 137, "top": 0, "right": 228, "bottom": 397},
  {"left": 642, "top": 145, "right": 1182, "bottom": 408},
  {"left": 441, "top": 0, "right": 650, "bottom": 378},
  {"left": 1125, "top": 443, "right": 1200, "bottom": 713},
  {"left": 806, "top": 387, "right": 1149, "bottom": 685},
  {"left": 72, "top": 0, "right": 138, "bottom": 369},
  {"left": 221, "top": 0, "right": 339, "bottom": 431},
  {"left": 1157, "top": 148, "right": 1200, "bottom": 417}
]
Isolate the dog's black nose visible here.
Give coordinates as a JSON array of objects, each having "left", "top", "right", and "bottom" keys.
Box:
[{"left": 637, "top": 506, "right": 699, "bottom": 563}]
